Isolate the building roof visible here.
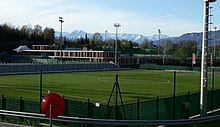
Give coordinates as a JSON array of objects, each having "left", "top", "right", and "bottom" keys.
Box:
[{"left": 13, "top": 45, "right": 31, "bottom": 52}]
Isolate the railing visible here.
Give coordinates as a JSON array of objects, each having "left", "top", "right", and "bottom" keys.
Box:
[{"left": 0, "top": 110, "right": 220, "bottom": 126}]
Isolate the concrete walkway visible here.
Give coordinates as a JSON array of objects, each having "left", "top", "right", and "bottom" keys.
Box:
[{"left": 0, "top": 122, "right": 32, "bottom": 127}]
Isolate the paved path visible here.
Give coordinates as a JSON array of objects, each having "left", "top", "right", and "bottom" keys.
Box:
[{"left": 0, "top": 122, "right": 32, "bottom": 127}]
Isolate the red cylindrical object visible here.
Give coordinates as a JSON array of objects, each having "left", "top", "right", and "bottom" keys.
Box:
[{"left": 41, "top": 93, "right": 65, "bottom": 118}]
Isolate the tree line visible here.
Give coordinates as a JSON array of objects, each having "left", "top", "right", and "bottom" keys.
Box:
[
  {"left": 2, "top": 23, "right": 218, "bottom": 59},
  {"left": 63, "top": 32, "right": 200, "bottom": 58},
  {"left": 0, "top": 23, "right": 55, "bottom": 52}
]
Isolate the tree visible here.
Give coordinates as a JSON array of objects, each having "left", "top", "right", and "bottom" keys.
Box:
[
  {"left": 174, "top": 46, "right": 188, "bottom": 65},
  {"left": 43, "top": 27, "right": 55, "bottom": 45},
  {"left": 140, "top": 38, "right": 152, "bottom": 49},
  {"left": 92, "top": 32, "right": 103, "bottom": 46},
  {"left": 121, "top": 40, "right": 132, "bottom": 49},
  {"left": 160, "top": 40, "right": 174, "bottom": 65},
  {"left": 106, "top": 39, "right": 115, "bottom": 47},
  {"left": 34, "top": 24, "right": 42, "bottom": 35},
  {"left": 161, "top": 40, "right": 174, "bottom": 56},
  {"left": 173, "top": 40, "right": 197, "bottom": 65},
  {"left": 176, "top": 40, "right": 197, "bottom": 57}
]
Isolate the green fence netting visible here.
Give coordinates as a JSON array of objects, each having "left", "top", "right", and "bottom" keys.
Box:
[{"left": 1, "top": 89, "right": 220, "bottom": 123}]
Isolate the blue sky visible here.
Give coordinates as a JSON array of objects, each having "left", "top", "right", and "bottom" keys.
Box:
[{"left": 0, "top": 0, "right": 219, "bottom": 37}]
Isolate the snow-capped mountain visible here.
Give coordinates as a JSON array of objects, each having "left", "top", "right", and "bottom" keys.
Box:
[
  {"left": 57, "top": 30, "right": 92, "bottom": 40},
  {"left": 55, "top": 30, "right": 220, "bottom": 46},
  {"left": 55, "top": 30, "right": 170, "bottom": 44}
]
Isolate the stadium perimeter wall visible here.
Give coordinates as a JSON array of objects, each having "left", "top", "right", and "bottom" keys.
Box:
[
  {"left": 0, "top": 63, "right": 117, "bottom": 74},
  {"left": 140, "top": 64, "right": 201, "bottom": 71}
]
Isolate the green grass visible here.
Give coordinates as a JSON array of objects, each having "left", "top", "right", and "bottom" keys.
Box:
[{"left": 0, "top": 69, "right": 219, "bottom": 104}]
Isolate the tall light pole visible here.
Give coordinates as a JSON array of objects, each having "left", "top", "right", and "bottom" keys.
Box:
[
  {"left": 200, "top": 0, "right": 217, "bottom": 117},
  {"left": 105, "top": 30, "right": 108, "bottom": 43},
  {"left": 209, "top": 6, "right": 213, "bottom": 66},
  {"left": 158, "top": 29, "right": 161, "bottom": 56},
  {"left": 197, "top": 34, "right": 201, "bottom": 58},
  {"left": 214, "top": 26, "right": 217, "bottom": 58},
  {"left": 59, "top": 17, "right": 64, "bottom": 60},
  {"left": 114, "top": 23, "right": 121, "bottom": 66}
]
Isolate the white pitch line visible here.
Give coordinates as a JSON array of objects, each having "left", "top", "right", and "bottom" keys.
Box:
[
  {"left": 63, "top": 94, "right": 107, "bottom": 104},
  {"left": 97, "top": 76, "right": 171, "bottom": 85}
]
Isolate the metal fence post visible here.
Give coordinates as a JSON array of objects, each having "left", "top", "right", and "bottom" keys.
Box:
[
  {"left": 64, "top": 99, "right": 68, "bottom": 116},
  {"left": 188, "top": 91, "right": 190, "bottom": 103},
  {"left": 87, "top": 98, "right": 92, "bottom": 127},
  {"left": 115, "top": 75, "right": 118, "bottom": 120},
  {"left": 156, "top": 96, "right": 159, "bottom": 120},
  {"left": 137, "top": 99, "right": 140, "bottom": 120},
  {"left": 173, "top": 71, "right": 176, "bottom": 120},
  {"left": 1, "top": 94, "right": 5, "bottom": 120},
  {"left": 88, "top": 98, "right": 90, "bottom": 118},
  {"left": 40, "top": 69, "right": 43, "bottom": 114},
  {"left": 130, "top": 105, "right": 133, "bottom": 119},
  {"left": 212, "top": 69, "right": 214, "bottom": 111},
  {"left": 62, "top": 99, "right": 68, "bottom": 126},
  {"left": 20, "top": 97, "right": 24, "bottom": 122},
  {"left": 188, "top": 91, "right": 190, "bottom": 117}
]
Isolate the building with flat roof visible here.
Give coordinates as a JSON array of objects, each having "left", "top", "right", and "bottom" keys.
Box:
[{"left": 14, "top": 45, "right": 139, "bottom": 66}]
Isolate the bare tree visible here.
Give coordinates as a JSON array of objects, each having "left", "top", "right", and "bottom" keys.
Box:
[{"left": 161, "top": 40, "right": 174, "bottom": 65}]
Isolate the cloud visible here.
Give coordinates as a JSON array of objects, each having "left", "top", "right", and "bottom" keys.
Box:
[
  {"left": 0, "top": 0, "right": 204, "bottom": 37},
  {"left": 153, "top": 13, "right": 180, "bottom": 20}
]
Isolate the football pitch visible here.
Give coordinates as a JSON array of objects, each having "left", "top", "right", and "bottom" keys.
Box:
[{"left": 0, "top": 69, "right": 219, "bottom": 104}]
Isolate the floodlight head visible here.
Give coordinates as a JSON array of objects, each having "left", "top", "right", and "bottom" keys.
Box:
[
  {"left": 158, "top": 29, "right": 161, "bottom": 34},
  {"left": 114, "top": 23, "right": 121, "bottom": 27},
  {"left": 59, "top": 17, "right": 64, "bottom": 23},
  {"left": 205, "top": 0, "right": 217, "bottom": 3}
]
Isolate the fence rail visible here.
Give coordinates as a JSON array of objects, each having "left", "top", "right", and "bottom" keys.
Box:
[{"left": 1, "top": 110, "right": 220, "bottom": 126}]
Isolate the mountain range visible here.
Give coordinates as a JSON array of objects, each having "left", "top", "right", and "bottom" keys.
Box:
[
  {"left": 55, "top": 30, "right": 220, "bottom": 45},
  {"left": 55, "top": 30, "right": 170, "bottom": 44}
]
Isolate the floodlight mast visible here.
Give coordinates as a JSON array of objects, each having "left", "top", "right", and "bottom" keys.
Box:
[
  {"left": 158, "top": 29, "right": 161, "bottom": 55},
  {"left": 114, "top": 23, "right": 121, "bottom": 66},
  {"left": 59, "top": 17, "right": 64, "bottom": 60},
  {"left": 214, "top": 26, "right": 217, "bottom": 58},
  {"left": 200, "top": 0, "right": 216, "bottom": 117}
]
